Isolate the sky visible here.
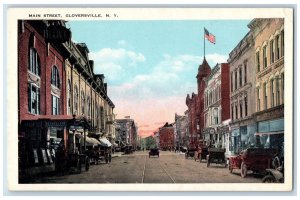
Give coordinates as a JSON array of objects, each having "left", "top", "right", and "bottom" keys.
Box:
[{"left": 67, "top": 20, "right": 251, "bottom": 138}]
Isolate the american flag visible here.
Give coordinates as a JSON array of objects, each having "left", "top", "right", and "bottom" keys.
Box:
[{"left": 204, "top": 28, "right": 216, "bottom": 44}]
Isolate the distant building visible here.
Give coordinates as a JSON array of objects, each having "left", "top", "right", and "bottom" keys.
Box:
[
  {"left": 115, "top": 118, "right": 138, "bottom": 149},
  {"left": 174, "top": 113, "right": 188, "bottom": 149},
  {"left": 159, "top": 122, "right": 175, "bottom": 151}
]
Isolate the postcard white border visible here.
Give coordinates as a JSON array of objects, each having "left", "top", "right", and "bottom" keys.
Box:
[{"left": 6, "top": 7, "right": 294, "bottom": 192}]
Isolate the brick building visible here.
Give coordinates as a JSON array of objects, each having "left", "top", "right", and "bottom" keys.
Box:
[
  {"left": 159, "top": 123, "right": 175, "bottom": 151},
  {"left": 115, "top": 118, "right": 138, "bottom": 150},
  {"left": 202, "top": 63, "right": 230, "bottom": 148},
  {"left": 18, "top": 20, "right": 115, "bottom": 178},
  {"left": 186, "top": 58, "right": 211, "bottom": 147}
]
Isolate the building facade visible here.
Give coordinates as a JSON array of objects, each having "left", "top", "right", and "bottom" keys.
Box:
[
  {"left": 159, "top": 123, "right": 175, "bottom": 151},
  {"left": 248, "top": 18, "right": 284, "bottom": 153},
  {"left": 202, "top": 63, "right": 230, "bottom": 148},
  {"left": 186, "top": 58, "right": 211, "bottom": 147},
  {"left": 174, "top": 113, "right": 188, "bottom": 149},
  {"left": 115, "top": 118, "right": 138, "bottom": 149},
  {"left": 18, "top": 20, "right": 116, "bottom": 178},
  {"left": 228, "top": 31, "right": 256, "bottom": 155}
]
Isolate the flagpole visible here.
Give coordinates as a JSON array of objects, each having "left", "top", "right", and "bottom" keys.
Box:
[{"left": 203, "top": 28, "right": 206, "bottom": 58}]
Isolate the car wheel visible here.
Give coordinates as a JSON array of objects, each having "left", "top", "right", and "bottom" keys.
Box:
[
  {"left": 262, "top": 175, "right": 276, "bottom": 183},
  {"left": 241, "top": 162, "right": 247, "bottom": 178}
]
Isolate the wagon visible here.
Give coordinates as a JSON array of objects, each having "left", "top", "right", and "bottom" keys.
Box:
[
  {"left": 228, "top": 147, "right": 277, "bottom": 178},
  {"left": 206, "top": 148, "right": 226, "bottom": 167}
]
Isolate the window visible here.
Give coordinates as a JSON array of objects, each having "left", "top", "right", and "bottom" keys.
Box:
[
  {"left": 270, "top": 39, "right": 274, "bottom": 64},
  {"left": 244, "top": 62, "right": 247, "bottom": 84},
  {"left": 256, "top": 51, "right": 260, "bottom": 72},
  {"left": 276, "top": 35, "right": 280, "bottom": 60},
  {"left": 263, "top": 46, "right": 267, "bottom": 68},
  {"left": 276, "top": 77, "right": 280, "bottom": 105},
  {"left": 263, "top": 82, "right": 267, "bottom": 110},
  {"left": 87, "top": 96, "right": 91, "bottom": 117},
  {"left": 231, "top": 104, "right": 234, "bottom": 120},
  {"left": 257, "top": 88, "right": 260, "bottom": 112},
  {"left": 28, "top": 83, "right": 40, "bottom": 114},
  {"left": 281, "top": 73, "right": 284, "bottom": 103},
  {"left": 231, "top": 72, "right": 233, "bottom": 92},
  {"left": 235, "top": 70, "right": 238, "bottom": 89},
  {"left": 281, "top": 30, "right": 284, "bottom": 57},
  {"left": 240, "top": 102, "right": 243, "bottom": 118},
  {"left": 213, "top": 108, "right": 218, "bottom": 125},
  {"left": 74, "top": 86, "right": 78, "bottom": 114},
  {"left": 270, "top": 79, "right": 274, "bottom": 107},
  {"left": 244, "top": 96, "right": 248, "bottom": 116},
  {"left": 29, "top": 48, "right": 41, "bottom": 76},
  {"left": 51, "top": 66, "right": 60, "bottom": 88},
  {"left": 67, "top": 79, "right": 72, "bottom": 115},
  {"left": 235, "top": 104, "right": 238, "bottom": 119},
  {"left": 81, "top": 91, "right": 85, "bottom": 115},
  {"left": 52, "top": 95, "right": 60, "bottom": 115},
  {"left": 239, "top": 67, "right": 242, "bottom": 87}
]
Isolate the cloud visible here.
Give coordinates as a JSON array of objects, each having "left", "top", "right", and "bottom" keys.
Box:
[{"left": 89, "top": 48, "right": 146, "bottom": 81}]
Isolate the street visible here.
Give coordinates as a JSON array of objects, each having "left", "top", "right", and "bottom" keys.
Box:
[{"left": 30, "top": 151, "right": 262, "bottom": 183}]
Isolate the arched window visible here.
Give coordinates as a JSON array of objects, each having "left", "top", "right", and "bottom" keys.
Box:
[
  {"left": 67, "top": 79, "right": 72, "bottom": 115},
  {"left": 81, "top": 91, "right": 85, "bottom": 115},
  {"left": 74, "top": 86, "right": 78, "bottom": 115},
  {"left": 28, "top": 48, "right": 41, "bottom": 76},
  {"left": 51, "top": 66, "right": 60, "bottom": 88}
]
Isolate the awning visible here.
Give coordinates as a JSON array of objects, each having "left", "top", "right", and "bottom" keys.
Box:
[
  {"left": 76, "top": 134, "right": 100, "bottom": 146},
  {"left": 99, "top": 137, "right": 112, "bottom": 147},
  {"left": 255, "top": 131, "right": 284, "bottom": 136}
]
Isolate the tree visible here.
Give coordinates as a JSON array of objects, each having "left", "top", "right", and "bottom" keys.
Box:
[{"left": 145, "top": 136, "right": 156, "bottom": 150}]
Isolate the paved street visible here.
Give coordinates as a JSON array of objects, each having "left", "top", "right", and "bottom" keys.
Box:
[{"left": 31, "top": 151, "right": 262, "bottom": 183}]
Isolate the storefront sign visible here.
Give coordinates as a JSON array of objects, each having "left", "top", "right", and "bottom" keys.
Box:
[{"left": 45, "top": 24, "right": 71, "bottom": 43}]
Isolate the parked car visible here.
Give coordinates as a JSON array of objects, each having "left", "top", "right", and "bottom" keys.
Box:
[
  {"left": 194, "top": 146, "right": 209, "bottom": 163},
  {"left": 228, "top": 147, "right": 277, "bottom": 178},
  {"left": 206, "top": 148, "right": 227, "bottom": 167},
  {"left": 149, "top": 148, "right": 159, "bottom": 158}
]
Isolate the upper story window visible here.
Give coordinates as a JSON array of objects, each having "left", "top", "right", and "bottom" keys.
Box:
[
  {"left": 29, "top": 48, "right": 41, "bottom": 76},
  {"left": 28, "top": 83, "right": 40, "bottom": 115},
  {"left": 281, "top": 30, "right": 284, "bottom": 57},
  {"left": 52, "top": 95, "right": 60, "bottom": 115},
  {"left": 51, "top": 66, "right": 60, "bottom": 88},
  {"left": 275, "top": 35, "right": 280, "bottom": 60},
  {"left": 87, "top": 96, "right": 91, "bottom": 117},
  {"left": 235, "top": 70, "right": 238, "bottom": 90},
  {"left": 239, "top": 67, "right": 242, "bottom": 87},
  {"left": 256, "top": 51, "right": 260, "bottom": 72},
  {"left": 263, "top": 45, "right": 267, "bottom": 68},
  {"left": 74, "top": 86, "right": 78, "bottom": 114},
  {"left": 231, "top": 72, "right": 233, "bottom": 92},
  {"left": 213, "top": 108, "right": 219, "bottom": 125},
  {"left": 270, "top": 39, "right": 274, "bottom": 64},
  {"left": 244, "top": 62, "right": 247, "bottom": 84},
  {"left": 81, "top": 91, "right": 85, "bottom": 115},
  {"left": 67, "top": 79, "right": 72, "bottom": 115}
]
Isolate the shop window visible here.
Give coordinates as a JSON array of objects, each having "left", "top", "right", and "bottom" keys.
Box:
[
  {"left": 28, "top": 83, "right": 40, "bottom": 114},
  {"left": 28, "top": 48, "right": 41, "bottom": 76},
  {"left": 52, "top": 95, "right": 60, "bottom": 115},
  {"left": 51, "top": 66, "right": 60, "bottom": 88}
]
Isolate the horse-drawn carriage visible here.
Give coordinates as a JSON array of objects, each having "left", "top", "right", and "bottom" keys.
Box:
[
  {"left": 228, "top": 147, "right": 277, "bottom": 178},
  {"left": 206, "top": 148, "right": 227, "bottom": 167}
]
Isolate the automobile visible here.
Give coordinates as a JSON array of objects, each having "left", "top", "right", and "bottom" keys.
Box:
[
  {"left": 194, "top": 146, "right": 209, "bottom": 163},
  {"left": 228, "top": 147, "right": 277, "bottom": 178},
  {"left": 185, "top": 147, "right": 196, "bottom": 159},
  {"left": 206, "top": 148, "right": 227, "bottom": 167},
  {"left": 149, "top": 148, "right": 159, "bottom": 158}
]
